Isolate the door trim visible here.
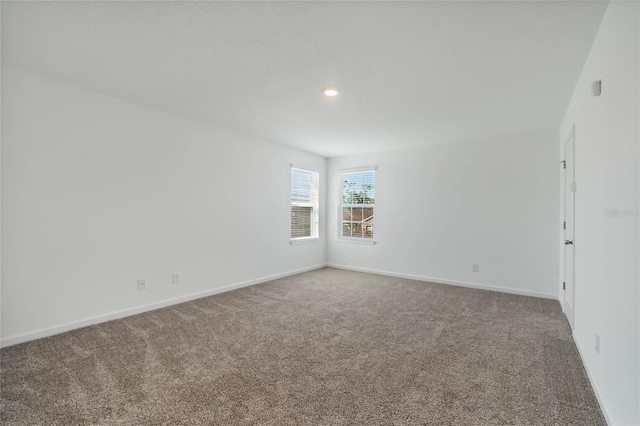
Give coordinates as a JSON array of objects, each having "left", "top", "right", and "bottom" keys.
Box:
[{"left": 562, "top": 124, "right": 576, "bottom": 329}]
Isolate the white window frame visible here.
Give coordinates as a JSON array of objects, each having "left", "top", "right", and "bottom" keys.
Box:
[
  {"left": 338, "top": 167, "right": 376, "bottom": 245},
  {"left": 290, "top": 165, "right": 320, "bottom": 245}
]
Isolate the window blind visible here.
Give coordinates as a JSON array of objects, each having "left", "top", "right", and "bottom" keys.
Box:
[{"left": 291, "top": 167, "right": 319, "bottom": 239}]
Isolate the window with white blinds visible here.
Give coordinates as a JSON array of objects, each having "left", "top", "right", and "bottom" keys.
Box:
[
  {"left": 291, "top": 167, "right": 319, "bottom": 240},
  {"left": 340, "top": 169, "right": 375, "bottom": 240}
]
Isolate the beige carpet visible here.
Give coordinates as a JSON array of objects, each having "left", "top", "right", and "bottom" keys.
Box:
[{"left": 1, "top": 268, "right": 605, "bottom": 425}]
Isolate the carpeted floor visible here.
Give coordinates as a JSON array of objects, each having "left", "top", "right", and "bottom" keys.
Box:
[{"left": 1, "top": 268, "right": 605, "bottom": 425}]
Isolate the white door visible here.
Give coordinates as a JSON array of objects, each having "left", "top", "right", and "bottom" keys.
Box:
[{"left": 563, "top": 126, "right": 576, "bottom": 329}]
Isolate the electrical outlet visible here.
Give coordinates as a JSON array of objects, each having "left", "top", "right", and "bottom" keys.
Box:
[
  {"left": 172, "top": 273, "right": 181, "bottom": 284},
  {"left": 472, "top": 263, "right": 479, "bottom": 272},
  {"left": 137, "top": 279, "right": 146, "bottom": 290},
  {"left": 595, "top": 334, "right": 600, "bottom": 354}
]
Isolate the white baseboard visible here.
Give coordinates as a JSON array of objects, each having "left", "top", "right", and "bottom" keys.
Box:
[
  {"left": 0, "top": 264, "right": 325, "bottom": 348},
  {"left": 1, "top": 263, "right": 559, "bottom": 348},
  {"left": 326, "top": 264, "right": 558, "bottom": 300},
  {"left": 573, "top": 332, "right": 613, "bottom": 426}
]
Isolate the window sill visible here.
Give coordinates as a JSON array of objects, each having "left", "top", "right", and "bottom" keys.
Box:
[
  {"left": 290, "top": 237, "right": 320, "bottom": 246},
  {"left": 338, "top": 238, "right": 377, "bottom": 246}
]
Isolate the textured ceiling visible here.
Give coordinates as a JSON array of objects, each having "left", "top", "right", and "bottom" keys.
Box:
[{"left": 2, "top": 1, "right": 607, "bottom": 157}]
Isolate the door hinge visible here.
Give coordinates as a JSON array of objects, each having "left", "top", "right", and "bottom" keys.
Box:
[
  {"left": 560, "top": 160, "right": 566, "bottom": 169},
  {"left": 563, "top": 282, "right": 566, "bottom": 290},
  {"left": 563, "top": 221, "right": 566, "bottom": 229}
]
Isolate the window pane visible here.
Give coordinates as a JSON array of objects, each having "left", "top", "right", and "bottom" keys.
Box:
[
  {"left": 342, "top": 223, "right": 352, "bottom": 238},
  {"left": 291, "top": 206, "right": 312, "bottom": 239},
  {"left": 363, "top": 207, "right": 374, "bottom": 238},
  {"left": 292, "top": 169, "right": 315, "bottom": 204},
  {"left": 342, "top": 207, "right": 352, "bottom": 221},
  {"left": 342, "top": 171, "right": 375, "bottom": 205},
  {"left": 342, "top": 172, "right": 354, "bottom": 203},
  {"left": 354, "top": 207, "right": 363, "bottom": 222}
]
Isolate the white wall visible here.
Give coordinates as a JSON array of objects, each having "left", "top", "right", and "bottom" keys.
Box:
[
  {"left": 1, "top": 67, "right": 326, "bottom": 346},
  {"left": 327, "top": 130, "right": 559, "bottom": 299},
  {"left": 559, "top": 2, "right": 639, "bottom": 425}
]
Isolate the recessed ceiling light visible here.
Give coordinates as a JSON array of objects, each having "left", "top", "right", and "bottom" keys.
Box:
[{"left": 323, "top": 87, "right": 339, "bottom": 97}]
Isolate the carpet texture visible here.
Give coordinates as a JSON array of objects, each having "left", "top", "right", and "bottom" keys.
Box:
[{"left": 1, "top": 268, "right": 605, "bottom": 425}]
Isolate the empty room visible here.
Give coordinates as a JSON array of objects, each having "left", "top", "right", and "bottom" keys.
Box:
[{"left": 1, "top": 1, "right": 639, "bottom": 425}]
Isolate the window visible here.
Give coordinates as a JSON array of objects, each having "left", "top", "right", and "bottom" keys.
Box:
[
  {"left": 291, "top": 167, "right": 319, "bottom": 240},
  {"left": 340, "top": 169, "right": 375, "bottom": 240}
]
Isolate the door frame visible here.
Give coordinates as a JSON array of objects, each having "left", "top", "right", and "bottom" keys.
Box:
[{"left": 561, "top": 124, "right": 576, "bottom": 329}]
